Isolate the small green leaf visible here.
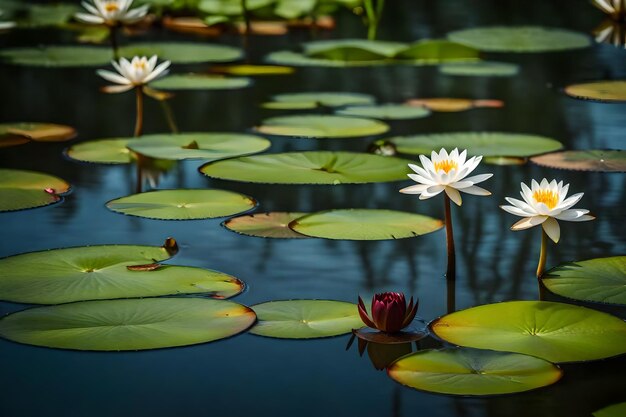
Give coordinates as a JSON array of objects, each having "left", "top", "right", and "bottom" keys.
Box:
[{"left": 255, "top": 115, "right": 389, "bottom": 138}]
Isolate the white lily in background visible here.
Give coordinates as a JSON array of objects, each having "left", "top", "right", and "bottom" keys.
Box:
[
  {"left": 75, "top": 0, "right": 149, "bottom": 26},
  {"left": 399, "top": 148, "right": 493, "bottom": 206},
  {"left": 0, "top": 11, "right": 16, "bottom": 30},
  {"left": 97, "top": 55, "right": 170, "bottom": 93},
  {"left": 592, "top": 0, "right": 626, "bottom": 20}
]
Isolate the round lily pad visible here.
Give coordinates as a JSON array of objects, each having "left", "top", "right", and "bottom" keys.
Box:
[
  {"left": 200, "top": 151, "right": 412, "bottom": 184},
  {"left": 439, "top": 61, "right": 519, "bottom": 77},
  {"left": 594, "top": 402, "right": 626, "bottom": 417},
  {"left": 250, "top": 300, "right": 363, "bottom": 339},
  {"left": 336, "top": 104, "right": 431, "bottom": 120},
  {"left": 430, "top": 301, "right": 626, "bottom": 363},
  {"left": 388, "top": 348, "right": 563, "bottom": 396},
  {"left": 66, "top": 138, "right": 133, "bottom": 164},
  {"left": 211, "top": 65, "right": 295, "bottom": 76},
  {"left": 303, "top": 39, "right": 408, "bottom": 61},
  {"left": 0, "top": 169, "right": 70, "bottom": 212},
  {"left": 106, "top": 189, "right": 257, "bottom": 220},
  {"left": 263, "top": 92, "right": 375, "bottom": 110},
  {"left": 149, "top": 74, "right": 252, "bottom": 90},
  {"left": 447, "top": 26, "right": 591, "bottom": 53},
  {"left": 289, "top": 209, "right": 443, "bottom": 240},
  {"left": 388, "top": 132, "right": 563, "bottom": 157},
  {"left": 0, "top": 46, "right": 111, "bottom": 67},
  {"left": 564, "top": 81, "right": 626, "bottom": 102},
  {"left": 394, "top": 40, "right": 480, "bottom": 61},
  {"left": 0, "top": 122, "right": 76, "bottom": 142},
  {"left": 542, "top": 256, "right": 626, "bottom": 306},
  {"left": 0, "top": 136, "right": 30, "bottom": 148},
  {"left": 126, "top": 133, "right": 271, "bottom": 161},
  {"left": 223, "top": 212, "right": 310, "bottom": 238},
  {"left": 255, "top": 115, "right": 389, "bottom": 138},
  {"left": 530, "top": 150, "right": 626, "bottom": 172},
  {"left": 118, "top": 42, "right": 242, "bottom": 64},
  {"left": 405, "top": 98, "right": 504, "bottom": 112},
  {"left": 265, "top": 50, "right": 388, "bottom": 67},
  {"left": 0, "top": 298, "right": 256, "bottom": 351}
]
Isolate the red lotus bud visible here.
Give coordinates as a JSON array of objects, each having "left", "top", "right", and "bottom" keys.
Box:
[{"left": 357, "top": 292, "right": 418, "bottom": 333}]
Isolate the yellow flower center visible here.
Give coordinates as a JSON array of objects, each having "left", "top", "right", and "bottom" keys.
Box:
[
  {"left": 434, "top": 159, "right": 458, "bottom": 173},
  {"left": 533, "top": 190, "right": 558, "bottom": 209},
  {"left": 105, "top": 3, "right": 119, "bottom": 12},
  {"left": 134, "top": 61, "right": 146, "bottom": 70}
]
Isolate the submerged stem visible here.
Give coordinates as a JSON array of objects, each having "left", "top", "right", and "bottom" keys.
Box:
[
  {"left": 134, "top": 86, "right": 144, "bottom": 137},
  {"left": 536, "top": 228, "right": 548, "bottom": 279},
  {"left": 443, "top": 193, "right": 456, "bottom": 280},
  {"left": 109, "top": 25, "right": 119, "bottom": 60},
  {"left": 241, "top": 0, "right": 251, "bottom": 36}
]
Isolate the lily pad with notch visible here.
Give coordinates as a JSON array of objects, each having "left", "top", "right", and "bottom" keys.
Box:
[
  {"left": 254, "top": 115, "right": 389, "bottom": 138},
  {"left": 0, "top": 169, "right": 71, "bottom": 212},
  {"left": 430, "top": 300, "right": 626, "bottom": 363},
  {"left": 200, "top": 151, "right": 412, "bottom": 184},
  {"left": 106, "top": 189, "right": 257, "bottom": 220},
  {"left": 0, "top": 298, "right": 256, "bottom": 351},
  {"left": 223, "top": 212, "right": 310, "bottom": 238},
  {"left": 250, "top": 300, "right": 363, "bottom": 339},
  {"left": 290, "top": 209, "right": 443, "bottom": 240},
  {"left": 530, "top": 150, "right": 626, "bottom": 172},
  {"left": 126, "top": 133, "right": 271, "bottom": 161},
  {"left": 387, "top": 347, "right": 563, "bottom": 396},
  {"left": 66, "top": 138, "right": 134, "bottom": 164}
]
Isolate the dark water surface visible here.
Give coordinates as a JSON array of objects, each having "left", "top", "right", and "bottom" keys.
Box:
[{"left": 1, "top": 1, "right": 625, "bottom": 416}]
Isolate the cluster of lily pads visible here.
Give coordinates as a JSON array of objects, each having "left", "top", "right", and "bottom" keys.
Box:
[{"left": 0, "top": 1, "right": 625, "bottom": 413}]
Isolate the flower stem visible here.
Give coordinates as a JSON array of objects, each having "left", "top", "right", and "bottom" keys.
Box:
[
  {"left": 443, "top": 194, "right": 456, "bottom": 280},
  {"left": 134, "top": 86, "right": 144, "bottom": 137},
  {"left": 159, "top": 99, "right": 179, "bottom": 134},
  {"left": 109, "top": 26, "right": 119, "bottom": 60},
  {"left": 536, "top": 228, "right": 548, "bottom": 279},
  {"left": 241, "top": 0, "right": 251, "bottom": 36},
  {"left": 446, "top": 273, "right": 456, "bottom": 314}
]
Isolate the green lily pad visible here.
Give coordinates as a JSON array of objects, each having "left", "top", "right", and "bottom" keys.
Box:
[
  {"left": 542, "top": 256, "right": 626, "bottom": 305},
  {"left": 431, "top": 301, "right": 626, "bottom": 363},
  {"left": 211, "top": 65, "right": 295, "bottom": 76},
  {"left": 0, "top": 298, "right": 256, "bottom": 350},
  {"left": 200, "top": 151, "right": 412, "bottom": 184},
  {"left": 0, "top": 46, "right": 112, "bottom": 67},
  {"left": 198, "top": 0, "right": 274, "bottom": 15},
  {"left": 0, "top": 169, "right": 70, "bottom": 212},
  {"left": 439, "top": 61, "right": 520, "bottom": 77},
  {"left": 250, "top": 300, "right": 363, "bottom": 339},
  {"left": 106, "top": 189, "right": 257, "bottom": 220},
  {"left": 265, "top": 50, "right": 388, "bottom": 67},
  {"left": 118, "top": 42, "right": 242, "bottom": 64},
  {"left": 447, "top": 26, "right": 591, "bottom": 53},
  {"left": 255, "top": 115, "right": 389, "bottom": 138},
  {"left": 126, "top": 133, "right": 271, "bottom": 161},
  {"left": 0, "top": 122, "right": 76, "bottom": 142},
  {"left": 304, "top": 39, "right": 408, "bottom": 61},
  {"left": 66, "top": 138, "right": 133, "bottom": 164},
  {"left": 388, "top": 132, "right": 563, "bottom": 157},
  {"left": 530, "top": 150, "right": 626, "bottom": 172},
  {"left": 336, "top": 104, "right": 431, "bottom": 120},
  {"left": 388, "top": 348, "right": 563, "bottom": 396},
  {"left": 593, "top": 402, "right": 626, "bottom": 417},
  {"left": 394, "top": 40, "right": 480, "bottom": 61},
  {"left": 223, "top": 212, "right": 310, "bottom": 238},
  {"left": 149, "top": 74, "right": 252, "bottom": 90},
  {"left": 289, "top": 209, "right": 443, "bottom": 240},
  {"left": 262, "top": 92, "right": 375, "bottom": 110},
  {"left": 564, "top": 81, "right": 626, "bottom": 102}
]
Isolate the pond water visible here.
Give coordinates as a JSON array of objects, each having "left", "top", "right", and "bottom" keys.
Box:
[{"left": 1, "top": 0, "right": 625, "bottom": 416}]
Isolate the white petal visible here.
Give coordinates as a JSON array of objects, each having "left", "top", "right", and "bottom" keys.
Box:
[
  {"left": 408, "top": 164, "right": 431, "bottom": 179},
  {"left": 557, "top": 192, "right": 584, "bottom": 210},
  {"left": 445, "top": 187, "right": 462, "bottom": 206},
  {"left": 534, "top": 202, "right": 553, "bottom": 216},
  {"left": 511, "top": 216, "right": 547, "bottom": 230},
  {"left": 142, "top": 61, "right": 170, "bottom": 83},
  {"left": 75, "top": 13, "right": 105, "bottom": 24},
  {"left": 458, "top": 149, "right": 467, "bottom": 166},
  {"left": 450, "top": 148, "right": 459, "bottom": 160},
  {"left": 407, "top": 173, "right": 436, "bottom": 185},
  {"left": 419, "top": 154, "right": 435, "bottom": 173},
  {"left": 399, "top": 184, "right": 428, "bottom": 194},
  {"left": 420, "top": 185, "right": 444, "bottom": 199},
  {"left": 101, "top": 84, "right": 134, "bottom": 93},
  {"left": 460, "top": 185, "right": 491, "bottom": 196},
  {"left": 82, "top": 2, "right": 102, "bottom": 16},
  {"left": 520, "top": 182, "right": 533, "bottom": 204},
  {"left": 531, "top": 179, "right": 540, "bottom": 192},
  {"left": 96, "top": 69, "right": 131, "bottom": 85},
  {"left": 554, "top": 209, "right": 595, "bottom": 222},
  {"left": 542, "top": 217, "right": 560, "bottom": 243},
  {"left": 539, "top": 178, "right": 549, "bottom": 189},
  {"left": 462, "top": 173, "right": 493, "bottom": 185},
  {"left": 504, "top": 197, "right": 535, "bottom": 213},
  {"left": 500, "top": 205, "right": 531, "bottom": 217}
]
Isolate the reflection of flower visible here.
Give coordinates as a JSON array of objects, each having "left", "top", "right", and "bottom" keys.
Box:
[
  {"left": 97, "top": 55, "right": 170, "bottom": 93},
  {"left": 358, "top": 292, "right": 418, "bottom": 333},
  {"left": 500, "top": 179, "right": 595, "bottom": 243},
  {"left": 592, "top": 0, "right": 626, "bottom": 21},
  {"left": 0, "top": 11, "right": 16, "bottom": 30},
  {"left": 75, "top": 0, "right": 149, "bottom": 26},
  {"left": 399, "top": 148, "right": 492, "bottom": 206}
]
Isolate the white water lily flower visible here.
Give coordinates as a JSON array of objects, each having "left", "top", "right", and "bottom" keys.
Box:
[
  {"left": 75, "top": 0, "right": 149, "bottom": 26},
  {"left": 97, "top": 55, "right": 170, "bottom": 93},
  {"left": 500, "top": 178, "right": 595, "bottom": 243},
  {"left": 592, "top": 0, "right": 625, "bottom": 18},
  {"left": 399, "top": 148, "right": 493, "bottom": 206}
]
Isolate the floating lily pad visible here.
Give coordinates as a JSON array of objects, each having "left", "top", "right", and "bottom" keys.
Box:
[
  {"left": 126, "top": 133, "right": 271, "bottom": 161},
  {"left": 255, "top": 115, "right": 389, "bottom": 138},
  {"left": 118, "top": 42, "right": 242, "bottom": 64},
  {"left": 250, "top": 300, "right": 363, "bottom": 339},
  {"left": 200, "top": 151, "right": 412, "bottom": 184},
  {"left": 289, "top": 209, "right": 443, "bottom": 240},
  {"left": 594, "top": 402, "right": 626, "bottom": 417},
  {"left": 0, "top": 46, "right": 111, "bottom": 67},
  {"left": 336, "top": 104, "right": 431, "bottom": 120},
  {"left": 198, "top": 0, "right": 275, "bottom": 15},
  {"left": 66, "top": 138, "right": 133, "bottom": 164},
  {"left": 439, "top": 61, "right": 519, "bottom": 77},
  {"left": 388, "top": 348, "right": 563, "bottom": 396},
  {"left": 354, "top": 327, "right": 427, "bottom": 344},
  {"left": 394, "top": 40, "right": 479, "bottom": 61},
  {"left": 211, "top": 64, "right": 295, "bottom": 76},
  {"left": 0, "top": 169, "right": 70, "bottom": 212},
  {"left": 265, "top": 50, "right": 385, "bottom": 67},
  {"left": 0, "top": 136, "right": 30, "bottom": 148},
  {"left": 0, "top": 241, "right": 242, "bottom": 304},
  {"left": 0, "top": 298, "right": 256, "bottom": 350},
  {"left": 262, "top": 92, "right": 375, "bottom": 110},
  {"left": 564, "top": 81, "right": 626, "bottom": 102},
  {"left": 530, "top": 150, "right": 626, "bottom": 172},
  {"left": 223, "top": 212, "right": 310, "bottom": 238},
  {"left": 542, "top": 256, "right": 626, "bottom": 306},
  {"left": 0, "top": 122, "right": 76, "bottom": 142},
  {"left": 303, "top": 39, "right": 407, "bottom": 61},
  {"left": 150, "top": 74, "right": 252, "bottom": 90},
  {"left": 448, "top": 26, "right": 591, "bottom": 53},
  {"left": 405, "top": 98, "right": 504, "bottom": 112},
  {"left": 388, "top": 132, "right": 563, "bottom": 157},
  {"left": 106, "top": 189, "right": 257, "bottom": 220},
  {"left": 430, "top": 301, "right": 626, "bottom": 363}
]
